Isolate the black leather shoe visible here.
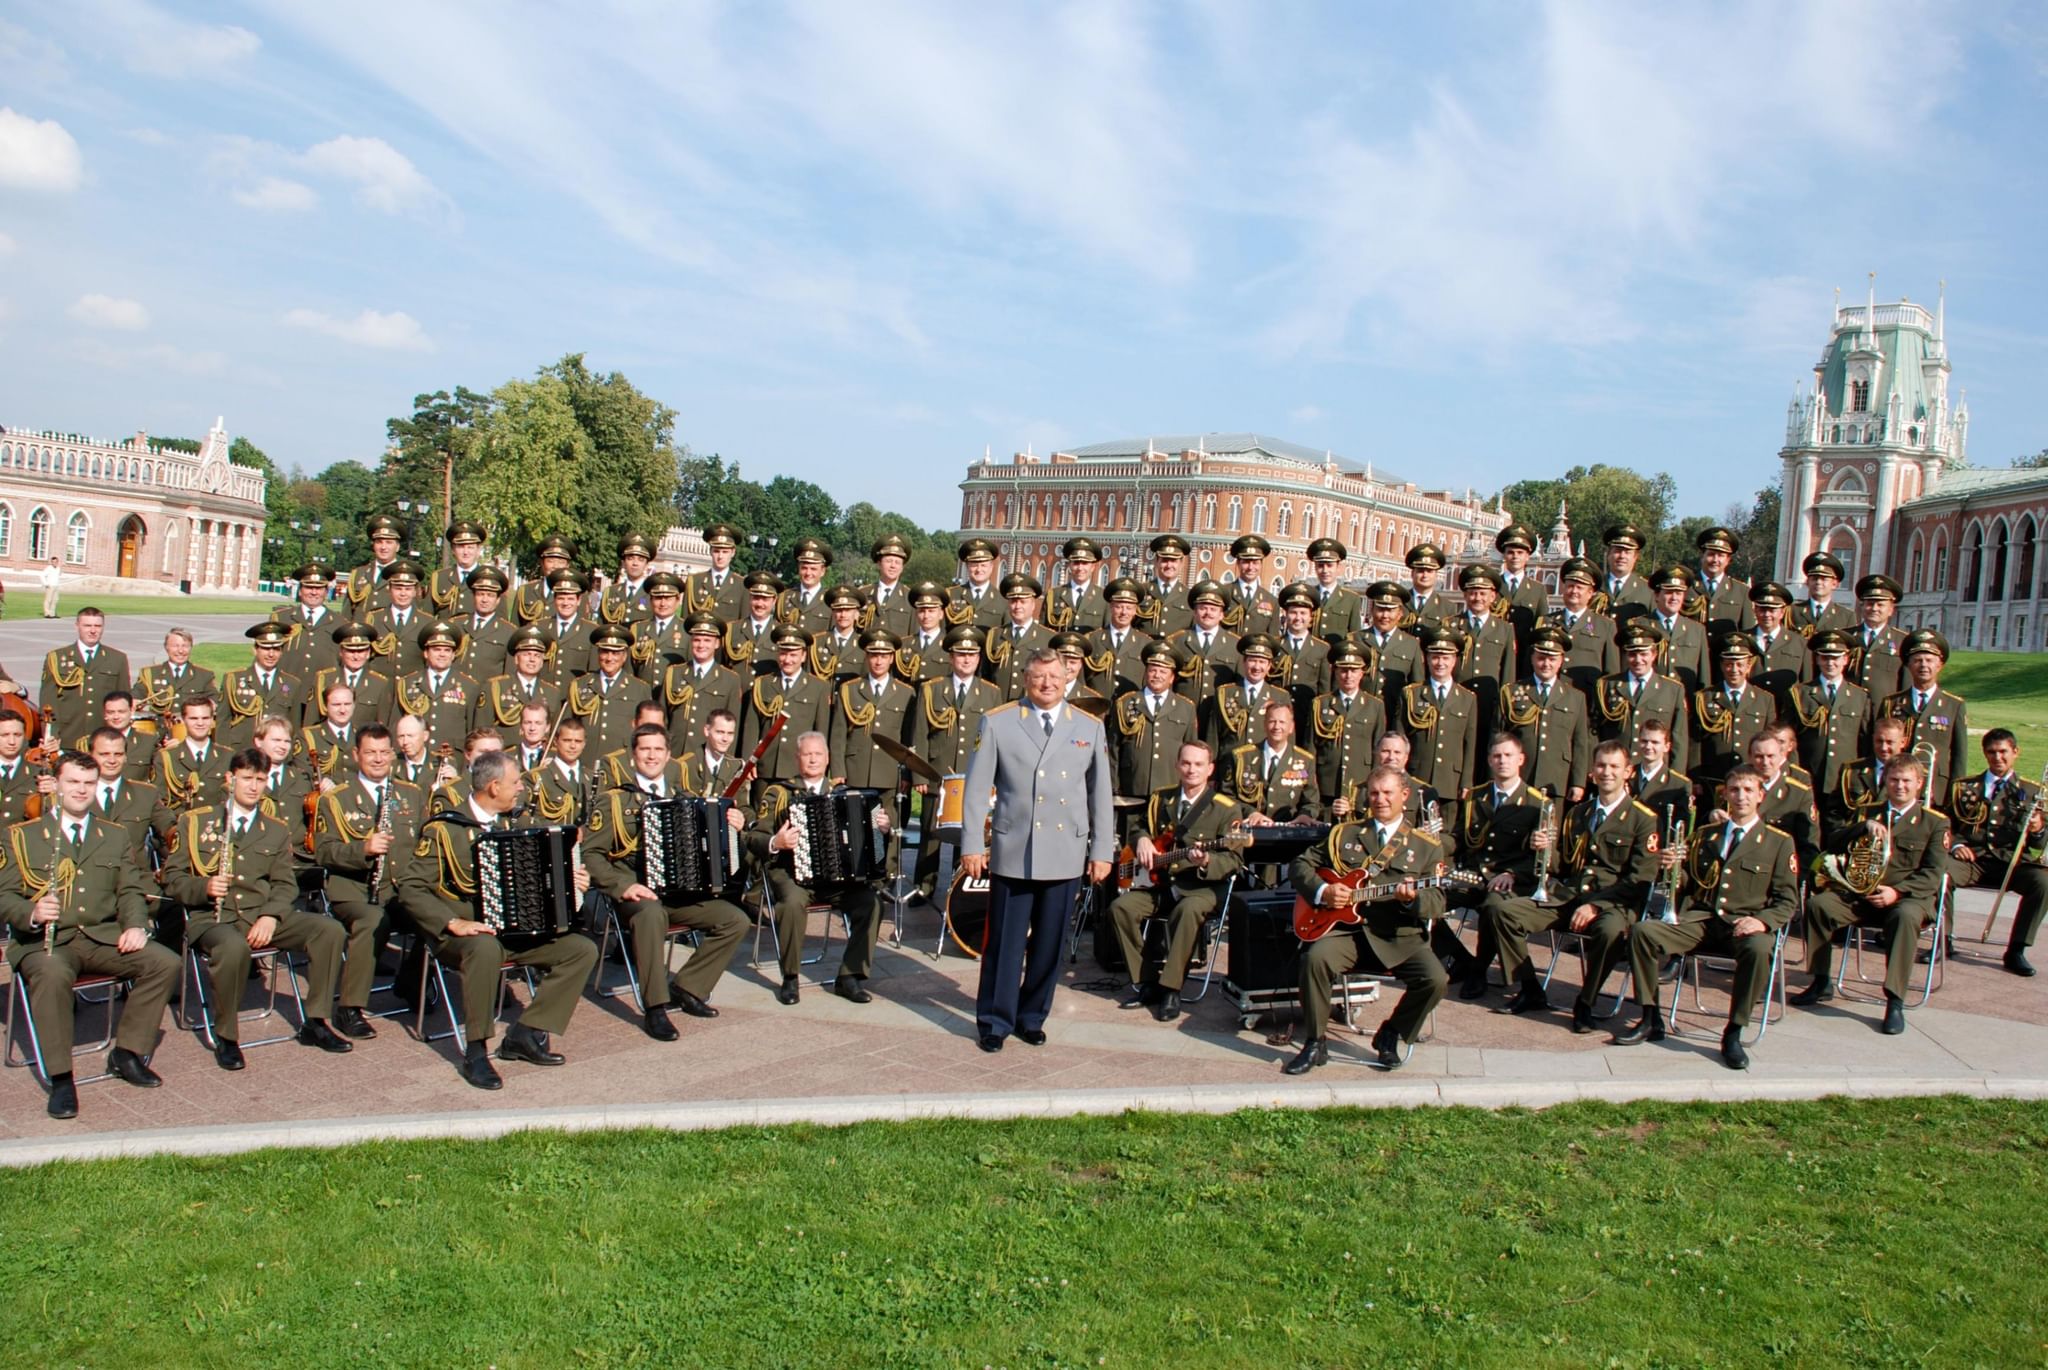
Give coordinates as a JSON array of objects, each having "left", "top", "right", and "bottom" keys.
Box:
[
  {"left": 1017, "top": 1028, "right": 1047, "bottom": 1046},
  {"left": 2004, "top": 950, "right": 2036, "bottom": 978},
  {"left": 1880, "top": 996, "right": 1907, "bottom": 1035},
  {"left": 333, "top": 1006, "right": 378, "bottom": 1040},
  {"left": 673, "top": 988, "right": 719, "bottom": 1017},
  {"left": 1151, "top": 993, "right": 1182, "bottom": 1023},
  {"left": 297, "top": 1020, "right": 354, "bottom": 1053},
  {"left": 1458, "top": 972, "right": 1489, "bottom": 1001},
  {"left": 776, "top": 976, "right": 801, "bottom": 1006},
  {"left": 1612, "top": 1011, "right": 1664, "bottom": 1045},
  {"left": 1499, "top": 984, "right": 1549, "bottom": 1015},
  {"left": 1720, "top": 1026, "right": 1750, "bottom": 1071},
  {"left": 46, "top": 1075, "right": 79, "bottom": 1119},
  {"left": 1570, "top": 1004, "right": 1596, "bottom": 1035},
  {"left": 1282, "top": 1039, "right": 1327, "bottom": 1075},
  {"left": 977, "top": 1032, "right": 1005, "bottom": 1053},
  {"left": 1373, "top": 1035, "right": 1406, "bottom": 1070},
  {"left": 459, "top": 1046, "right": 503, "bottom": 1091},
  {"left": 108, "top": 1047, "right": 161, "bottom": 1087},
  {"left": 832, "top": 975, "right": 873, "bottom": 1005},
  {"left": 499, "top": 1024, "right": 565, "bottom": 1066},
  {"left": 1789, "top": 979, "right": 1836, "bottom": 1006},
  {"left": 213, "top": 1039, "right": 246, "bottom": 1071},
  {"left": 1118, "top": 981, "right": 1154, "bottom": 1010},
  {"left": 643, "top": 1006, "right": 679, "bottom": 1042}
]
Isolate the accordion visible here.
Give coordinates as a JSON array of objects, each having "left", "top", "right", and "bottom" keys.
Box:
[
  {"left": 787, "top": 790, "right": 882, "bottom": 889},
  {"left": 474, "top": 825, "right": 580, "bottom": 937},
  {"left": 641, "top": 796, "right": 743, "bottom": 898}
]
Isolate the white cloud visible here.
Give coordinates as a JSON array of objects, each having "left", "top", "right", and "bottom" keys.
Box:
[
  {"left": 69, "top": 293, "right": 150, "bottom": 331},
  {"left": 233, "top": 176, "right": 317, "bottom": 211},
  {"left": 72, "top": 338, "right": 227, "bottom": 377},
  {"left": 0, "top": 107, "right": 82, "bottom": 192},
  {"left": 82, "top": 0, "right": 259, "bottom": 77},
  {"left": 302, "top": 135, "right": 447, "bottom": 217},
  {"left": 283, "top": 307, "right": 434, "bottom": 352}
]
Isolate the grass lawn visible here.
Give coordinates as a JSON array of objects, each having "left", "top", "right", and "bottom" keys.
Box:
[
  {"left": 191, "top": 642, "right": 255, "bottom": 677},
  {"left": 0, "top": 592, "right": 282, "bottom": 621},
  {"left": 1, "top": 1097, "right": 2042, "bottom": 1366},
  {"left": 1943, "top": 649, "right": 2048, "bottom": 745}
]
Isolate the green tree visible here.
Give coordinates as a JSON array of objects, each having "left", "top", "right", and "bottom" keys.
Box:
[
  {"left": 545, "top": 354, "right": 679, "bottom": 570},
  {"left": 316, "top": 461, "right": 378, "bottom": 567},
  {"left": 458, "top": 375, "right": 591, "bottom": 567},
  {"left": 2012, "top": 449, "right": 2048, "bottom": 470},
  {"left": 379, "top": 386, "right": 491, "bottom": 564},
  {"left": 148, "top": 435, "right": 201, "bottom": 455},
  {"left": 1734, "top": 481, "right": 1782, "bottom": 584},
  {"left": 1496, "top": 464, "right": 1676, "bottom": 560},
  {"left": 230, "top": 436, "right": 317, "bottom": 583}
]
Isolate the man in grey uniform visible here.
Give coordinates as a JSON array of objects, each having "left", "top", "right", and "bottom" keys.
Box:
[{"left": 961, "top": 649, "right": 1114, "bottom": 1052}]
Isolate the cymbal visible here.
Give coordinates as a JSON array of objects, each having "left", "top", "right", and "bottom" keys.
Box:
[
  {"left": 1114, "top": 795, "right": 1148, "bottom": 810},
  {"left": 1068, "top": 694, "right": 1111, "bottom": 720},
  {"left": 872, "top": 733, "right": 945, "bottom": 785}
]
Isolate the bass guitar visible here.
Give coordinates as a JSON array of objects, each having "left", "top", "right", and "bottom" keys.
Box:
[
  {"left": 1116, "top": 827, "right": 1253, "bottom": 890},
  {"left": 1292, "top": 867, "right": 1486, "bottom": 942}
]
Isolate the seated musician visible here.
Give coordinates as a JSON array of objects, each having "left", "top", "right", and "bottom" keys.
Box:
[
  {"left": 747, "top": 730, "right": 891, "bottom": 1006},
  {"left": 1480, "top": 740, "right": 1658, "bottom": 1030},
  {"left": 1448, "top": 733, "right": 1548, "bottom": 1001},
  {"left": 0, "top": 706, "right": 43, "bottom": 826},
  {"left": 528, "top": 716, "right": 593, "bottom": 829},
  {"left": 300, "top": 682, "right": 360, "bottom": 791},
  {"left": 2, "top": 751, "right": 178, "bottom": 1120},
  {"left": 160, "top": 747, "right": 352, "bottom": 1070},
  {"left": 312, "top": 723, "right": 425, "bottom": 1039},
  {"left": 1285, "top": 765, "right": 1448, "bottom": 1073},
  {"left": 581, "top": 725, "right": 749, "bottom": 1040},
  {"left": 1823, "top": 714, "right": 1909, "bottom": 838},
  {"left": 1333, "top": 731, "right": 1442, "bottom": 830},
  {"left": 78, "top": 690, "right": 158, "bottom": 783},
  {"left": 1793, "top": 751, "right": 1949, "bottom": 1035},
  {"left": 1227, "top": 698, "right": 1321, "bottom": 824},
  {"left": 1108, "top": 741, "right": 1244, "bottom": 1022},
  {"left": 392, "top": 713, "right": 435, "bottom": 787},
  {"left": 87, "top": 725, "right": 174, "bottom": 863},
  {"left": 597, "top": 700, "right": 672, "bottom": 789},
  {"left": 1629, "top": 717, "right": 1690, "bottom": 821},
  {"left": 433, "top": 727, "right": 504, "bottom": 810},
  {"left": 511, "top": 698, "right": 553, "bottom": 773},
  {"left": 677, "top": 708, "right": 745, "bottom": 796},
  {"left": 1945, "top": 728, "right": 2048, "bottom": 977},
  {"left": 158, "top": 695, "right": 230, "bottom": 812},
  {"left": 1617, "top": 763, "right": 1798, "bottom": 1069},
  {"left": 397, "top": 750, "right": 598, "bottom": 1090}
]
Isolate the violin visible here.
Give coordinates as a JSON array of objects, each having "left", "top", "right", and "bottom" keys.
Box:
[{"left": 4, "top": 698, "right": 60, "bottom": 821}]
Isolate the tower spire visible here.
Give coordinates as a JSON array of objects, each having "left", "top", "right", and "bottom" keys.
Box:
[
  {"left": 1935, "top": 278, "right": 1946, "bottom": 346},
  {"left": 1865, "top": 271, "right": 1877, "bottom": 346}
]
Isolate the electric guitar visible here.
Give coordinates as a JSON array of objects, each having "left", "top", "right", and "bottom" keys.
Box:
[{"left": 1292, "top": 867, "right": 1486, "bottom": 942}]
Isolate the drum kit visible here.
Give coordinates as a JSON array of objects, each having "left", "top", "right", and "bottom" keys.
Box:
[{"left": 871, "top": 733, "right": 996, "bottom": 957}]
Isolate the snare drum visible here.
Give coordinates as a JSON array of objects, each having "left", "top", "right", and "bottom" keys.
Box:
[
  {"left": 945, "top": 867, "right": 991, "bottom": 959},
  {"left": 936, "top": 774, "right": 967, "bottom": 831}
]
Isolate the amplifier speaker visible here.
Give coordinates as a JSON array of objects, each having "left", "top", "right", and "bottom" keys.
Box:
[{"left": 1225, "top": 889, "right": 1300, "bottom": 993}]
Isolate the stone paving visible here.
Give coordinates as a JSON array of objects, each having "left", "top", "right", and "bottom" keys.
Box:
[{"left": 3, "top": 882, "right": 2043, "bottom": 1165}]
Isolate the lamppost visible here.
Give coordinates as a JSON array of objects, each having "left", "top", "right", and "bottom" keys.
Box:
[
  {"left": 287, "top": 519, "right": 323, "bottom": 565},
  {"left": 746, "top": 533, "right": 779, "bottom": 574},
  {"left": 396, "top": 499, "right": 432, "bottom": 559}
]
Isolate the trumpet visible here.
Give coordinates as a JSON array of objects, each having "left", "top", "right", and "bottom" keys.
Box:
[{"left": 1530, "top": 796, "right": 1557, "bottom": 904}]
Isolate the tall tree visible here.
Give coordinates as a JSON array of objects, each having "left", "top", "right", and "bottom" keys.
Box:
[
  {"left": 458, "top": 375, "right": 591, "bottom": 568},
  {"left": 1496, "top": 464, "right": 1676, "bottom": 560},
  {"left": 545, "top": 354, "right": 679, "bottom": 571},
  {"left": 379, "top": 386, "right": 491, "bottom": 564}
]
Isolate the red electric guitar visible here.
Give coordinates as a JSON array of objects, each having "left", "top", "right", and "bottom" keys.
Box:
[{"left": 1292, "top": 866, "right": 1486, "bottom": 942}]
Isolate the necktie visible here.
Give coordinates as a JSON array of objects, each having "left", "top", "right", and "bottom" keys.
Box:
[
  {"left": 1825, "top": 683, "right": 1837, "bottom": 704},
  {"left": 100, "top": 785, "right": 114, "bottom": 810},
  {"left": 429, "top": 674, "right": 443, "bottom": 695},
  {"left": 270, "top": 768, "right": 283, "bottom": 790},
  {"left": 1435, "top": 685, "right": 1446, "bottom": 703},
  {"left": 1175, "top": 797, "right": 1189, "bottom": 825},
  {"left": 954, "top": 680, "right": 965, "bottom": 704},
  {"left": 173, "top": 667, "right": 184, "bottom": 679},
  {"left": 235, "top": 817, "right": 249, "bottom": 838},
  {"left": 67, "top": 821, "right": 83, "bottom": 846},
  {"left": 1538, "top": 683, "right": 1550, "bottom": 702},
  {"left": 1631, "top": 677, "right": 1642, "bottom": 700},
  {"left": 649, "top": 783, "right": 664, "bottom": 799},
  {"left": 1721, "top": 825, "right": 1738, "bottom": 859},
  {"left": 1042, "top": 712, "right": 1054, "bottom": 737},
  {"left": 1914, "top": 691, "right": 1927, "bottom": 712},
  {"left": 1264, "top": 750, "right": 1280, "bottom": 786},
  {"left": 260, "top": 672, "right": 272, "bottom": 690},
  {"left": 1146, "top": 694, "right": 1158, "bottom": 718},
  {"left": 371, "top": 785, "right": 384, "bottom": 807},
  {"left": 1588, "top": 805, "right": 1606, "bottom": 835},
  {"left": 83, "top": 649, "right": 95, "bottom": 664},
  {"left": 1374, "top": 823, "right": 1391, "bottom": 847}
]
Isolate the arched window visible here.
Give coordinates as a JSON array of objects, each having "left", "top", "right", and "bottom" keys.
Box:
[
  {"left": 1122, "top": 494, "right": 1135, "bottom": 528},
  {"left": 1905, "top": 530, "right": 1925, "bottom": 594},
  {"left": 1962, "top": 523, "right": 1984, "bottom": 602},
  {"left": 1277, "top": 502, "right": 1292, "bottom": 538},
  {"left": 1227, "top": 496, "right": 1242, "bottom": 530},
  {"left": 1088, "top": 494, "right": 1100, "bottom": 526},
  {"left": 1850, "top": 379, "right": 1870, "bottom": 413},
  {"left": 1933, "top": 535, "right": 1950, "bottom": 593},
  {"left": 66, "top": 511, "right": 89, "bottom": 565},
  {"left": 1148, "top": 494, "right": 1161, "bottom": 529},
  {"left": 1203, "top": 495, "right": 1217, "bottom": 531},
  {"left": 1302, "top": 506, "right": 1316, "bottom": 540},
  {"left": 0, "top": 443, "right": 10, "bottom": 467},
  {"left": 1169, "top": 493, "right": 1183, "bottom": 531},
  {"left": 1991, "top": 519, "right": 2013, "bottom": 600},
  {"left": 0, "top": 502, "right": 11, "bottom": 557},
  {"left": 1251, "top": 499, "right": 1268, "bottom": 534},
  {"left": 2016, "top": 516, "right": 2038, "bottom": 599},
  {"left": 28, "top": 507, "right": 51, "bottom": 562},
  {"left": 1350, "top": 512, "right": 1361, "bottom": 544},
  {"left": 1059, "top": 493, "right": 1071, "bottom": 525}
]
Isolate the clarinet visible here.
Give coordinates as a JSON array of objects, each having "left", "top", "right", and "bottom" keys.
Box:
[
  {"left": 215, "top": 830, "right": 236, "bottom": 924},
  {"left": 367, "top": 785, "right": 393, "bottom": 907}
]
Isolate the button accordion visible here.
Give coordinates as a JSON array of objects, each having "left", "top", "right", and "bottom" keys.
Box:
[
  {"left": 474, "top": 825, "right": 580, "bottom": 936},
  {"left": 641, "top": 796, "right": 743, "bottom": 898},
  {"left": 787, "top": 790, "right": 883, "bottom": 889}
]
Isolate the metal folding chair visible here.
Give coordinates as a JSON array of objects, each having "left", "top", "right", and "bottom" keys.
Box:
[
  {"left": 749, "top": 877, "right": 845, "bottom": 976},
  {"left": 1833, "top": 873, "right": 1948, "bottom": 1005},
  {"left": 176, "top": 942, "right": 307, "bottom": 1050},
  {"left": 1668, "top": 924, "right": 1790, "bottom": 1045},
  {"left": 1141, "top": 874, "right": 1238, "bottom": 1005},
  {"left": 1538, "top": 925, "right": 1630, "bottom": 1019},
  {"left": 589, "top": 892, "right": 702, "bottom": 1012},
  {"left": 411, "top": 949, "right": 540, "bottom": 1052},
  {"left": 5, "top": 970, "right": 133, "bottom": 1086}
]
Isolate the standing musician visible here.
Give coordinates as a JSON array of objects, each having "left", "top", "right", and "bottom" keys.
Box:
[
  {"left": 312, "top": 723, "right": 424, "bottom": 1040},
  {"left": 40, "top": 607, "right": 131, "bottom": 748},
  {"left": 219, "top": 620, "right": 300, "bottom": 752},
  {"left": 1401, "top": 543, "right": 1460, "bottom": 629},
  {"left": 1111, "top": 643, "right": 1199, "bottom": 824},
  {"left": 1449, "top": 733, "right": 1549, "bottom": 1000},
  {"left": 1794, "top": 753, "right": 1949, "bottom": 1035},
  {"left": 250, "top": 715, "right": 317, "bottom": 851},
  {"left": 1046, "top": 536, "right": 1108, "bottom": 634},
  {"left": 1552, "top": 558, "right": 1619, "bottom": 696},
  {"left": 365, "top": 560, "right": 429, "bottom": 679},
  {"left": 87, "top": 726, "right": 175, "bottom": 862},
  {"left": 1825, "top": 714, "right": 1909, "bottom": 839},
  {"left": 454, "top": 566, "right": 515, "bottom": 683},
  {"left": 1359, "top": 581, "right": 1419, "bottom": 712},
  {"left": 1746, "top": 582, "right": 1811, "bottom": 697},
  {"left": 3, "top": 751, "right": 178, "bottom": 1119},
  {"left": 1228, "top": 698, "right": 1321, "bottom": 823},
  {"left": 908, "top": 625, "right": 1001, "bottom": 902},
  {"left": 830, "top": 630, "right": 916, "bottom": 881},
  {"left": 1875, "top": 629, "right": 1968, "bottom": 801},
  {"left": 1594, "top": 622, "right": 1690, "bottom": 778},
  {"left": 778, "top": 539, "right": 835, "bottom": 639},
  {"left": 397, "top": 620, "right": 478, "bottom": 754},
  {"left": 1789, "top": 629, "right": 1871, "bottom": 799},
  {"left": 1307, "top": 639, "right": 1385, "bottom": 803},
  {"left": 514, "top": 534, "right": 580, "bottom": 626},
  {"left": 1168, "top": 581, "right": 1240, "bottom": 708},
  {"left": 573, "top": 623, "right": 655, "bottom": 758},
  {"left": 627, "top": 571, "right": 688, "bottom": 685},
  {"left": 1480, "top": 740, "right": 1658, "bottom": 1031},
  {"left": 159, "top": 696, "right": 230, "bottom": 813},
  {"left": 479, "top": 624, "right": 567, "bottom": 748},
  {"left": 895, "top": 582, "right": 952, "bottom": 684},
  {"left": 136, "top": 627, "right": 218, "bottom": 733},
  {"left": 1402, "top": 628, "right": 1482, "bottom": 803},
  {"left": 596, "top": 701, "right": 676, "bottom": 791},
  {"left": 1790, "top": 552, "right": 1856, "bottom": 636},
  {"left": 540, "top": 569, "right": 597, "bottom": 684},
  {"left": 739, "top": 627, "right": 832, "bottom": 795},
  {"left": 686, "top": 525, "right": 746, "bottom": 625},
  {"left": 1108, "top": 740, "right": 1243, "bottom": 1022},
  {"left": 1285, "top": 765, "right": 1449, "bottom": 1074},
  {"left": 79, "top": 691, "right": 159, "bottom": 784},
  {"left": 1690, "top": 635, "right": 1776, "bottom": 788},
  {"left": 1618, "top": 763, "right": 1798, "bottom": 1070},
  {"left": 1495, "top": 523, "right": 1550, "bottom": 671},
  {"left": 748, "top": 731, "right": 892, "bottom": 1007},
  {"left": 510, "top": 700, "right": 554, "bottom": 774},
  {"left": 1049, "top": 631, "right": 1105, "bottom": 708},
  {"left": 397, "top": 750, "right": 598, "bottom": 1090},
  {"left": 300, "top": 683, "right": 360, "bottom": 787},
  {"left": 1945, "top": 729, "right": 2048, "bottom": 977},
  {"left": 1646, "top": 566, "right": 1710, "bottom": 693},
  {"left": 1204, "top": 633, "right": 1284, "bottom": 756},
  {"left": 1223, "top": 535, "right": 1280, "bottom": 638},
  {"left": 678, "top": 709, "right": 746, "bottom": 796},
  {"left": 1497, "top": 624, "right": 1590, "bottom": 803},
  {"left": 1085, "top": 577, "right": 1153, "bottom": 700},
  {"left": 809, "top": 585, "right": 866, "bottom": 686},
  {"left": 582, "top": 726, "right": 749, "bottom": 1040},
  {"left": 272, "top": 562, "right": 342, "bottom": 686},
  {"left": 959, "top": 650, "right": 1114, "bottom": 1052},
  {"left": 392, "top": 714, "right": 436, "bottom": 788},
  {"left": 984, "top": 573, "right": 1056, "bottom": 701},
  {"left": 597, "top": 531, "right": 657, "bottom": 626},
  {"left": 1137, "top": 533, "right": 1195, "bottom": 637},
  {"left": 1305, "top": 538, "right": 1365, "bottom": 640},
  {"left": 1598, "top": 524, "right": 1655, "bottom": 626},
  {"left": 311, "top": 620, "right": 396, "bottom": 729},
  {"left": 527, "top": 716, "right": 594, "bottom": 829},
  {"left": 662, "top": 616, "right": 744, "bottom": 757},
  {"left": 1849, "top": 574, "right": 1907, "bottom": 703},
  {"left": 429, "top": 521, "right": 492, "bottom": 618},
  {"left": 948, "top": 537, "right": 1005, "bottom": 633},
  {"left": 1451, "top": 564, "right": 1515, "bottom": 728},
  {"left": 1271, "top": 583, "right": 1332, "bottom": 713},
  {"left": 161, "top": 747, "right": 352, "bottom": 1070},
  {"left": 857, "top": 534, "right": 915, "bottom": 639},
  {"left": 723, "top": 571, "right": 786, "bottom": 676},
  {"left": 1692, "top": 526, "right": 1756, "bottom": 640}
]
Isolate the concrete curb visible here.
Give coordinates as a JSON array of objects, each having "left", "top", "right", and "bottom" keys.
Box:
[{"left": 5, "top": 1073, "right": 2046, "bottom": 1168}]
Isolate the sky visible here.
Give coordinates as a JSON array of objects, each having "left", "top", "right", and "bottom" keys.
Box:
[{"left": 2, "top": 1, "right": 2044, "bottom": 532}]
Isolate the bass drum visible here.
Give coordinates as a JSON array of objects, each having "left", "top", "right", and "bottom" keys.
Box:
[{"left": 945, "top": 867, "right": 992, "bottom": 959}]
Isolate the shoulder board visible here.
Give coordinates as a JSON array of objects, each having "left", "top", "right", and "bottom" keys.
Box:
[
  {"left": 1460, "top": 785, "right": 1484, "bottom": 800},
  {"left": 1408, "top": 828, "right": 1442, "bottom": 849},
  {"left": 1925, "top": 806, "right": 1949, "bottom": 822},
  {"left": 1213, "top": 794, "right": 1237, "bottom": 808},
  {"left": 1762, "top": 824, "right": 1792, "bottom": 842},
  {"left": 1670, "top": 768, "right": 1691, "bottom": 785},
  {"left": 1630, "top": 800, "right": 1657, "bottom": 819},
  {"left": 986, "top": 701, "right": 1021, "bottom": 716},
  {"left": 1231, "top": 743, "right": 1256, "bottom": 760},
  {"left": 1785, "top": 775, "right": 1810, "bottom": 791}
]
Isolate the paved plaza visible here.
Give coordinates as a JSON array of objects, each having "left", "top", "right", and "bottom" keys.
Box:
[{"left": 3, "top": 882, "right": 2042, "bottom": 1166}]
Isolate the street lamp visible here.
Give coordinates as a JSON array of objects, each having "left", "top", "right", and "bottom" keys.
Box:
[{"left": 396, "top": 499, "right": 432, "bottom": 558}]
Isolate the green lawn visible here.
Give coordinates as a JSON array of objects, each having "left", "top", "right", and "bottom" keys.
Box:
[
  {"left": 2, "top": 1097, "right": 2042, "bottom": 1366},
  {"left": 1, "top": 592, "right": 282, "bottom": 621},
  {"left": 1943, "top": 650, "right": 2048, "bottom": 744},
  {"left": 191, "top": 642, "right": 255, "bottom": 677}
]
